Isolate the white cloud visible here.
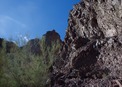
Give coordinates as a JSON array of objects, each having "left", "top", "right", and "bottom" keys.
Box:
[
  {"left": 18, "top": 34, "right": 29, "bottom": 42},
  {"left": 0, "top": 15, "right": 27, "bottom": 37},
  {"left": 24, "top": 36, "right": 29, "bottom": 42},
  {"left": 0, "top": 15, "right": 27, "bottom": 28},
  {"left": 5, "top": 16, "right": 27, "bottom": 28},
  {"left": 11, "top": 34, "right": 29, "bottom": 46}
]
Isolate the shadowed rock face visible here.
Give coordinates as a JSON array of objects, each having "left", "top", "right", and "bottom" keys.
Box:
[
  {"left": 6, "top": 41, "right": 18, "bottom": 53},
  {"left": 0, "top": 30, "right": 62, "bottom": 55},
  {"left": 44, "top": 30, "right": 62, "bottom": 46},
  {"left": 0, "top": 38, "right": 4, "bottom": 48},
  {"left": 24, "top": 30, "right": 62, "bottom": 55},
  {"left": 24, "top": 38, "right": 41, "bottom": 55},
  {"left": 51, "top": 0, "right": 122, "bottom": 87},
  {"left": 0, "top": 38, "right": 18, "bottom": 53}
]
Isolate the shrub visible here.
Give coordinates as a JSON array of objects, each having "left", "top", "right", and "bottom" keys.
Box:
[{"left": 0, "top": 36, "right": 61, "bottom": 87}]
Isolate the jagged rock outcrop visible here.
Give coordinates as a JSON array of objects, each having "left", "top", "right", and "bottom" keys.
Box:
[
  {"left": 51, "top": 0, "right": 122, "bottom": 87},
  {"left": 0, "top": 38, "right": 4, "bottom": 48},
  {"left": 6, "top": 41, "right": 18, "bottom": 53},
  {"left": 24, "top": 38, "right": 41, "bottom": 55},
  {"left": 43, "top": 30, "right": 62, "bottom": 46},
  {"left": 23, "top": 30, "right": 62, "bottom": 55},
  {"left": 0, "top": 30, "right": 62, "bottom": 55},
  {"left": 0, "top": 38, "right": 18, "bottom": 53}
]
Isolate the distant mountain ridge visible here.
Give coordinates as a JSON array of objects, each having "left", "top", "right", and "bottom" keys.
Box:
[
  {"left": 0, "top": 30, "right": 62, "bottom": 55},
  {"left": 24, "top": 30, "right": 62, "bottom": 55}
]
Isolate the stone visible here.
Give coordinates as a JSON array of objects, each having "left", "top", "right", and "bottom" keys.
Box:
[
  {"left": 51, "top": 0, "right": 122, "bottom": 87},
  {"left": 23, "top": 30, "right": 62, "bottom": 55}
]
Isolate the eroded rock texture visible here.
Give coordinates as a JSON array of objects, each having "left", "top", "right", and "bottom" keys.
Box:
[{"left": 51, "top": 0, "right": 122, "bottom": 87}]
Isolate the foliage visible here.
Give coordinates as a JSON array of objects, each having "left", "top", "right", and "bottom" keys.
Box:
[
  {"left": 0, "top": 36, "right": 61, "bottom": 87},
  {"left": 0, "top": 41, "right": 9, "bottom": 87}
]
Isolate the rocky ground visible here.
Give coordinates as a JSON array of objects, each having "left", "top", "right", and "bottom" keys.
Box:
[{"left": 50, "top": 0, "right": 122, "bottom": 87}]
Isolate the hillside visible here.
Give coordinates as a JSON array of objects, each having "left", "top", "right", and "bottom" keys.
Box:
[{"left": 0, "top": 30, "right": 62, "bottom": 87}]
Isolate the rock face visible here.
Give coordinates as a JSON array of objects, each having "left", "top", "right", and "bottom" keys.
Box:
[
  {"left": 0, "top": 30, "right": 62, "bottom": 55},
  {"left": 6, "top": 41, "right": 18, "bottom": 53},
  {"left": 0, "top": 38, "right": 4, "bottom": 48},
  {"left": 24, "top": 38, "right": 41, "bottom": 55},
  {"left": 43, "top": 30, "right": 62, "bottom": 46},
  {"left": 24, "top": 30, "right": 62, "bottom": 55},
  {"left": 0, "top": 38, "right": 18, "bottom": 53},
  {"left": 51, "top": 0, "right": 122, "bottom": 87}
]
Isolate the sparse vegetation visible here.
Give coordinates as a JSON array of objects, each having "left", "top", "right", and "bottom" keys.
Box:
[{"left": 0, "top": 36, "right": 61, "bottom": 87}]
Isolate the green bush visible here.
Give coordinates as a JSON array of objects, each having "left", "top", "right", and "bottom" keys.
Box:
[{"left": 0, "top": 37, "right": 61, "bottom": 87}]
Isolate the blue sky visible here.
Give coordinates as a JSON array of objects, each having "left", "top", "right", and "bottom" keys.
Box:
[{"left": 0, "top": 0, "right": 80, "bottom": 40}]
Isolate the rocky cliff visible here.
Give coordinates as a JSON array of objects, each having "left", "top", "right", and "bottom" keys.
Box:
[
  {"left": 0, "top": 30, "right": 62, "bottom": 55},
  {"left": 24, "top": 30, "right": 62, "bottom": 55},
  {"left": 51, "top": 0, "right": 122, "bottom": 87},
  {"left": 0, "top": 38, "right": 18, "bottom": 53}
]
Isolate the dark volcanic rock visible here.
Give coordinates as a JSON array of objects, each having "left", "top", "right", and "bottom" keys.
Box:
[
  {"left": 24, "top": 38, "right": 41, "bottom": 55},
  {"left": 0, "top": 38, "right": 4, "bottom": 48},
  {"left": 43, "top": 30, "right": 62, "bottom": 46},
  {"left": 0, "top": 30, "right": 62, "bottom": 55},
  {"left": 24, "top": 30, "right": 62, "bottom": 55},
  {"left": 6, "top": 41, "right": 18, "bottom": 53},
  {"left": 51, "top": 0, "right": 122, "bottom": 87},
  {"left": 0, "top": 38, "right": 18, "bottom": 53}
]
